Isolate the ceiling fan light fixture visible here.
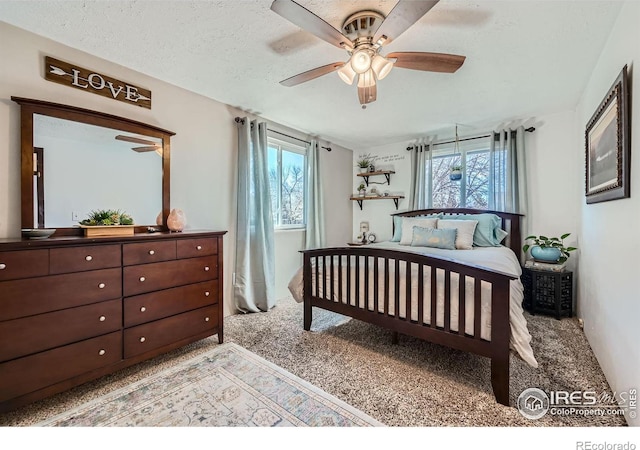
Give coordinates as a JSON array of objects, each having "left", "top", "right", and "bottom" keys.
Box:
[
  {"left": 371, "top": 54, "right": 393, "bottom": 80},
  {"left": 337, "top": 63, "right": 356, "bottom": 85},
  {"left": 357, "top": 69, "right": 376, "bottom": 88},
  {"left": 350, "top": 49, "right": 373, "bottom": 74}
]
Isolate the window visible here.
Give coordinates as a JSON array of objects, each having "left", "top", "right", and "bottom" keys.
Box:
[
  {"left": 428, "top": 137, "right": 494, "bottom": 209},
  {"left": 268, "top": 138, "right": 306, "bottom": 228}
]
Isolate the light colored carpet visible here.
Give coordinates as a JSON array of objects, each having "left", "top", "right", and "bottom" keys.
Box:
[
  {"left": 34, "top": 343, "right": 382, "bottom": 427},
  {"left": 0, "top": 296, "right": 627, "bottom": 427}
]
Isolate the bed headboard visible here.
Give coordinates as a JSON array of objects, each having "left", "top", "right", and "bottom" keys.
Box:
[{"left": 391, "top": 208, "right": 523, "bottom": 256}]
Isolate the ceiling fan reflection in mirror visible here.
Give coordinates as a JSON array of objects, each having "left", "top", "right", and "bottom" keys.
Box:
[
  {"left": 270, "top": 0, "right": 466, "bottom": 107},
  {"left": 115, "top": 135, "right": 162, "bottom": 155}
]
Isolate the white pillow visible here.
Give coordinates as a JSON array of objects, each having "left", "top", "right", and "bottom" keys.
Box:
[
  {"left": 437, "top": 219, "right": 478, "bottom": 250},
  {"left": 399, "top": 217, "right": 438, "bottom": 245}
]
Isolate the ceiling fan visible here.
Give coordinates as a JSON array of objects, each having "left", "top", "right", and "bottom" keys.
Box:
[
  {"left": 115, "top": 135, "right": 162, "bottom": 153},
  {"left": 270, "top": 0, "right": 466, "bottom": 106}
]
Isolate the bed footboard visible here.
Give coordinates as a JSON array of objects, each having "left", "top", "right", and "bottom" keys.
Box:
[{"left": 301, "top": 247, "right": 515, "bottom": 406}]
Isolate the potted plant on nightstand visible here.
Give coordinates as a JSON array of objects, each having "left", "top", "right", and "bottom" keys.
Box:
[{"left": 523, "top": 233, "right": 577, "bottom": 264}]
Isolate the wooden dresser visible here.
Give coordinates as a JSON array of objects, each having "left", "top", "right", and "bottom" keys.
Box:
[{"left": 0, "top": 230, "right": 225, "bottom": 412}]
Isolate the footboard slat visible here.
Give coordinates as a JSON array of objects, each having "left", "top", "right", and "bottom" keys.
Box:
[
  {"left": 364, "top": 256, "right": 370, "bottom": 311},
  {"left": 430, "top": 267, "right": 437, "bottom": 329},
  {"left": 322, "top": 256, "right": 327, "bottom": 301},
  {"left": 314, "top": 256, "right": 319, "bottom": 299},
  {"left": 355, "top": 255, "right": 360, "bottom": 307},
  {"left": 444, "top": 269, "right": 451, "bottom": 332},
  {"left": 459, "top": 275, "right": 466, "bottom": 336},
  {"left": 373, "top": 257, "right": 379, "bottom": 314},
  {"left": 474, "top": 278, "right": 482, "bottom": 340},
  {"left": 405, "top": 262, "right": 412, "bottom": 322},
  {"left": 394, "top": 259, "right": 400, "bottom": 319},
  {"left": 330, "top": 255, "right": 335, "bottom": 302},
  {"left": 384, "top": 258, "right": 390, "bottom": 316},
  {"left": 417, "top": 264, "right": 424, "bottom": 325},
  {"left": 346, "top": 255, "right": 351, "bottom": 306},
  {"left": 338, "top": 254, "right": 343, "bottom": 302}
]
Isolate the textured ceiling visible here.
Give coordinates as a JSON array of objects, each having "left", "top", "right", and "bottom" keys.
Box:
[{"left": 0, "top": 0, "right": 623, "bottom": 150}]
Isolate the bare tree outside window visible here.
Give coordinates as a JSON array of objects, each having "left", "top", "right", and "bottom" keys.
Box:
[
  {"left": 429, "top": 149, "right": 491, "bottom": 208},
  {"left": 268, "top": 143, "right": 306, "bottom": 227}
]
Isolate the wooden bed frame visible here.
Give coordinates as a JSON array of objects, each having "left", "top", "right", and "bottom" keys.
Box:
[{"left": 301, "top": 208, "right": 523, "bottom": 406}]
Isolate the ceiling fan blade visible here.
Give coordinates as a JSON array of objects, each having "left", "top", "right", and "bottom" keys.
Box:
[
  {"left": 374, "top": 0, "right": 439, "bottom": 45},
  {"left": 115, "top": 135, "right": 159, "bottom": 146},
  {"left": 358, "top": 84, "right": 377, "bottom": 105},
  {"left": 132, "top": 146, "right": 160, "bottom": 153},
  {"left": 387, "top": 52, "right": 466, "bottom": 73},
  {"left": 271, "top": 0, "right": 352, "bottom": 50},
  {"left": 280, "top": 62, "right": 344, "bottom": 87}
]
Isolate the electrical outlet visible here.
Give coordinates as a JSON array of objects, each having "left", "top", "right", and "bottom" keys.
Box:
[{"left": 71, "top": 211, "right": 80, "bottom": 221}]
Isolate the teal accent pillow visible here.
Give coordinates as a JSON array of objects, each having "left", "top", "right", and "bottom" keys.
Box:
[
  {"left": 410, "top": 226, "right": 457, "bottom": 250},
  {"left": 391, "top": 214, "right": 442, "bottom": 242},
  {"left": 445, "top": 213, "right": 507, "bottom": 247}
]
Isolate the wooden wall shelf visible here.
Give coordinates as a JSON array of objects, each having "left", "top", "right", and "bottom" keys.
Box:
[
  {"left": 350, "top": 195, "right": 404, "bottom": 210},
  {"left": 356, "top": 170, "right": 395, "bottom": 186}
]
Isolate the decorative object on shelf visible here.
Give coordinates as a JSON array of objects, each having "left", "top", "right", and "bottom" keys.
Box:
[
  {"left": 355, "top": 154, "right": 373, "bottom": 173},
  {"left": 357, "top": 183, "right": 367, "bottom": 197},
  {"left": 21, "top": 228, "right": 56, "bottom": 240},
  {"left": 44, "top": 56, "right": 152, "bottom": 109},
  {"left": 367, "top": 233, "right": 377, "bottom": 243},
  {"left": 167, "top": 208, "right": 187, "bottom": 232},
  {"left": 368, "top": 164, "right": 375, "bottom": 172},
  {"left": 523, "top": 233, "right": 577, "bottom": 264},
  {"left": 585, "top": 65, "right": 630, "bottom": 204},
  {"left": 79, "top": 209, "right": 135, "bottom": 237},
  {"left": 383, "top": 191, "right": 390, "bottom": 197},
  {"left": 368, "top": 187, "right": 379, "bottom": 197}
]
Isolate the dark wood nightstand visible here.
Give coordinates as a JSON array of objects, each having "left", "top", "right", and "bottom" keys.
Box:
[{"left": 521, "top": 267, "right": 574, "bottom": 320}]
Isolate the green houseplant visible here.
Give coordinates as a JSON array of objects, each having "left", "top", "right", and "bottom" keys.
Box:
[
  {"left": 80, "top": 209, "right": 134, "bottom": 226},
  {"left": 523, "top": 233, "right": 577, "bottom": 264},
  {"left": 355, "top": 154, "right": 373, "bottom": 173},
  {"left": 357, "top": 182, "right": 366, "bottom": 197}
]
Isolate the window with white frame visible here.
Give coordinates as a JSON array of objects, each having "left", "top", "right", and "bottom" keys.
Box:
[
  {"left": 428, "top": 136, "right": 495, "bottom": 209},
  {"left": 267, "top": 138, "right": 306, "bottom": 228}
]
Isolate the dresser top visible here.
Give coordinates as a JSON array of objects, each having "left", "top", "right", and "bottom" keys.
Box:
[{"left": 0, "top": 230, "right": 227, "bottom": 251}]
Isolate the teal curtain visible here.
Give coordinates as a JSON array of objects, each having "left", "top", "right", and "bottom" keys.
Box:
[
  {"left": 304, "top": 139, "right": 325, "bottom": 249},
  {"left": 234, "top": 118, "right": 275, "bottom": 313},
  {"left": 408, "top": 138, "right": 434, "bottom": 210}
]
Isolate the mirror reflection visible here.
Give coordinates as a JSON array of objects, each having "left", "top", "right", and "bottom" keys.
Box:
[{"left": 33, "top": 114, "right": 163, "bottom": 228}]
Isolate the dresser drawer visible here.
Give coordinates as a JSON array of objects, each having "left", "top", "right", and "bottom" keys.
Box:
[
  {"left": 124, "top": 280, "right": 218, "bottom": 327},
  {"left": 123, "top": 256, "right": 217, "bottom": 297},
  {"left": 0, "top": 332, "right": 122, "bottom": 403},
  {"left": 0, "top": 249, "right": 48, "bottom": 281},
  {"left": 123, "top": 240, "right": 176, "bottom": 266},
  {"left": 50, "top": 245, "right": 121, "bottom": 275},
  {"left": 176, "top": 238, "right": 218, "bottom": 259},
  {"left": 124, "top": 305, "right": 217, "bottom": 359},
  {"left": 0, "top": 268, "right": 122, "bottom": 321},
  {"left": 0, "top": 299, "right": 122, "bottom": 363}
]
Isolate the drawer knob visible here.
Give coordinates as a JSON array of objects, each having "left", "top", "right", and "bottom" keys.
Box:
[
  {"left": 139, "top": 276, "right": 146, "bottom": 282},
  {"left": 98, "top": 283, "right": 106, "bottom": 289},
  {"left": 204, "top": 266, "right": 210, "bottom": 272},
  {"left": 85, "top": 255, "right": 93, "bottom": 261},
  {"left": 149, "top": 250, "right": 155, "bottom": 255},
  {"left": 205, "top": 291, "right": 210, "bottom": 297},
  {"left": 205, "top": 317, "right": 210, "bottom": 322},
  {"left": 140, "top": 337, "right": 146, "bottom": 343},
  {"left": 0, "top": 263, "right": 6, "bottom": 270},
  {"left": 197, "top": 245, "right": 202, "bottom": 250},
  {"left": 99, "top": 315, "right": 106, "bottom": 322},
  {"left": 99, "top": 349, "right": 106, "bottom": 356},
  {"left": 140, "top": 306, "right": 146, "bottom": 312}
]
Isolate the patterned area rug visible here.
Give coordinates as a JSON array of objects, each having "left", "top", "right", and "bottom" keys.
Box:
[{"left": 36, "top": 343, "right": 383, "bottom": 427}]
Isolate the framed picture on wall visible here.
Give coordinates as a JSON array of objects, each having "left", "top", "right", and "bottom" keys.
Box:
[{"left": 585, "top": 64, "right": 630, "bottom": 204}]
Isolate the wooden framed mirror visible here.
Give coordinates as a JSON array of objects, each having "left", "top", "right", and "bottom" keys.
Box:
[{"left": 12, "top": 97, "right": 174, "bottom": 236}]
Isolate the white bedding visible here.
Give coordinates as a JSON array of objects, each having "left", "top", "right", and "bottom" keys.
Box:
[{"left": 288, "top": 242, "right": 538, "bottom": 368}]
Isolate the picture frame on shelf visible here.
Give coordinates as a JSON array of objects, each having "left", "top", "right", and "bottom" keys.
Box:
[{"left": 585, "top": 65, "right": 630, "bottom": 204}]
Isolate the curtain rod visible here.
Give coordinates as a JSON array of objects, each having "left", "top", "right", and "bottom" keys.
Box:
[
  {"left": 406, "top": 127, "right": 535, "bottom": 151},
  {"left": 234, "top": 117, "right": 332, "bottom": 151}
]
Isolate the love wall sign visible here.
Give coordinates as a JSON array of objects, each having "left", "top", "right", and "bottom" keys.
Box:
[{"left": 44, "top": 56, "right": 152, "bottom": 109}]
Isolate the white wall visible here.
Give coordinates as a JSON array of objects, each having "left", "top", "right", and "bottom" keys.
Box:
[
  {"left": 574, "top": 1, "right": 640, "bottom": 427},
  {"left": 0, "top": 22, "right": 353, "bottom": 316}
]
